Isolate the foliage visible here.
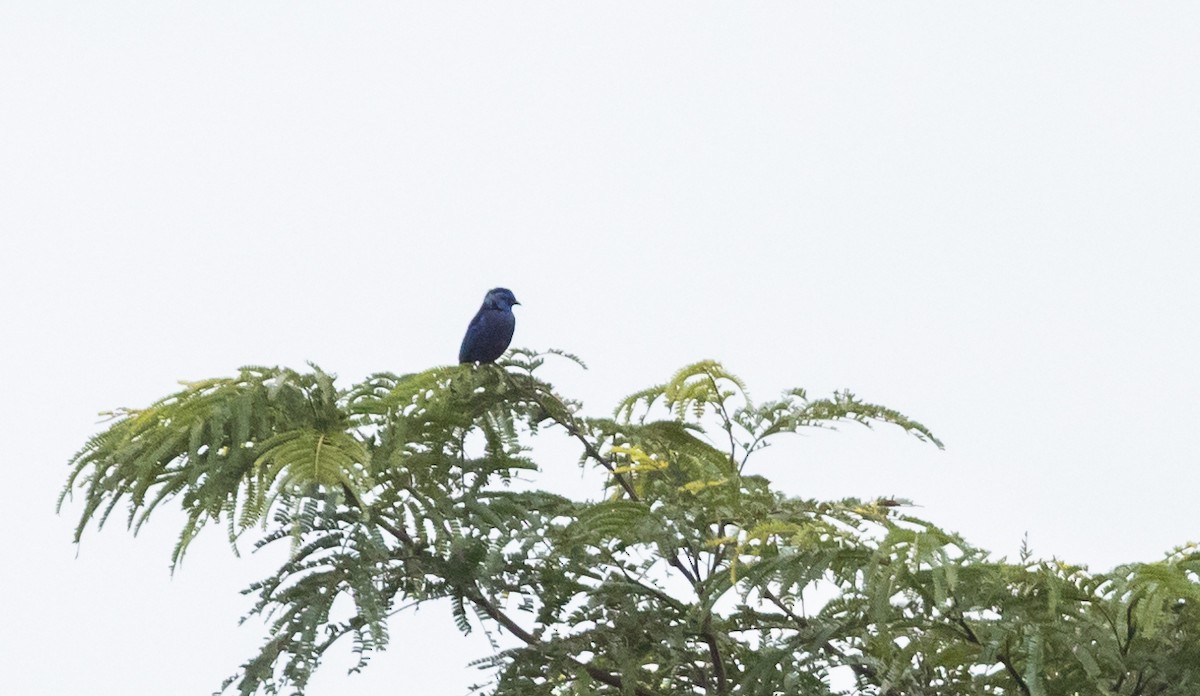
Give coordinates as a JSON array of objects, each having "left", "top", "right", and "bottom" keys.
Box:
[{"left": 61, "top": 352, "right": 1200, "bottom": 695}]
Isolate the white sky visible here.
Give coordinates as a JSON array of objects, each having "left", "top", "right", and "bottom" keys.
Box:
[{"left": 3, "top": 2, "right": 1199, "bottom": 694}]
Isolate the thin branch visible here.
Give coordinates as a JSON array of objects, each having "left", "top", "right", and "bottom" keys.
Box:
[
  {"left": 761, "top": 587, "right": 901, "bottom": 692},
  {"left": 557, "top": 404, "right": 638, "bottom": 500},
  {"left": 465, "top": 586, "right": 538, "bottom": 644},
  {"left": 1000, "top": 653, "right": 1032, "bottom": 696},
  {"left": 617, "top": 569, "right": 689, "bottom": 613},
  {"left": 707, "top": 522, "right": 731, "bottom": 580},
  {"left": 951, "top": 612, "right": 1030, "bottom": 696},
  {"left": 1130, "top": 668, "right": 1147, "bottom": 696},
  {"left": 761, "top": 587, "right": 810, "bottom": 629},
  {"left": 465, "top": 585, "right": 657, "bottom": 696},
  {"left": 738, "top": 434, "right": 764, "bottom": 475},
  {"left": 1125, "top": 599, "right": 1138, "bottom": 655},
  {"left": 341, "top": 483, "right": 418, "bottom": 547},
  {"left": 528, "top": 386, "right": 699, "bottom": 585},
  {"left": 701, "top": 616, "right": 729, "bottom": 695},
  {"left": 704, "top": 372, "right": 739, "bottom": 473}
]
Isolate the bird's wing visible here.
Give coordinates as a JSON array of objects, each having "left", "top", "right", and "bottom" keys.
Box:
[{"left": 458, "top": 309, "right": 487, "bottom": 363}]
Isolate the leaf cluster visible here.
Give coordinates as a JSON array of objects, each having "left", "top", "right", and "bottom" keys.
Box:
[{"left": 61, "top": 354, "right": 1200, "bottom": 695}]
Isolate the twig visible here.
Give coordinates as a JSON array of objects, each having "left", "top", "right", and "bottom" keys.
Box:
[
  {"left": 761, "top": 587, "right": 901, "bottom": 691},
  {"left": 465, "top": 585, "right": 657, "bottom": 696},
  {"left": 701, "top": 616, "right": 728, "bottom": 695},
  {"left": 528, "top": 387, "right": 699, "bottom": 585},
  {"left": 341, "top": 483, "right": 418, "bottom": 547},
  {"left": 952, "top": 611, "right": 1030, "bottom": 696}
]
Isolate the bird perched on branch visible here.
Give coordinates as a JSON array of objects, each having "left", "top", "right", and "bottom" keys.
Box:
[{"left": 458, "top": 288, "right": 520, "bottom": 364}]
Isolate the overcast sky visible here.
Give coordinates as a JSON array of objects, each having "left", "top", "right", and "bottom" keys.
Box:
[{"left": 3, "top": 2, "right": 1199, "bottom": 694}]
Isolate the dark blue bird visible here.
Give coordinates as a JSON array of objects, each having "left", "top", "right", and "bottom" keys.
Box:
[{"left": 458, "top": 288, "right": 520, "bottom": 364}]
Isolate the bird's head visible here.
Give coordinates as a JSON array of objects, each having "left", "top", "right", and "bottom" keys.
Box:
[{"left": 482, "top": 287, "right": 520, "bottom": 311}]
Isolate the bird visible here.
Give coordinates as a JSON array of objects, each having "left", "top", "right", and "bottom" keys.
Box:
[{"left": 458, "top": 288, "right": 520, "bottom": 364}]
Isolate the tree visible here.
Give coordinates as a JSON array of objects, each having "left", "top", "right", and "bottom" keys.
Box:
[{"left": 61, "top": 352, "right": 1200, "bottom": 695}]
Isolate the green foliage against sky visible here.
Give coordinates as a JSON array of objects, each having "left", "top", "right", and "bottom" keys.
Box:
[{"left": 61, "top": 352, "right": 1200, "bottom": 695}]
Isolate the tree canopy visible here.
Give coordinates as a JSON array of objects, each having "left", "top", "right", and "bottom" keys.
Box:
[{"left": 61, "top": 352, "right": 1200, "bottom": 695}]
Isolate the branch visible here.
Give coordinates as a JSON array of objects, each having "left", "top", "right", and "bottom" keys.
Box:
[
  {"left": 704, "top": 372, "right": 739, "bottom": 473},
  {"left": 952, "top": 612, "right": 1030, "bottom": 696},
  {"left": 528, "top": 387, "right": 699, "bottom": 585},
  {"left": 619, "top": 569, "right": 725, "bottom": 694},
  {"left": 465, "top": 585, "right": 656, "bottom": 696},
  {"left": 465, "top": 586, "right": 538, "bottom": 644},
  {"left": 1125, "top": 599, "right": 1138, "bottom": 654},
  {"left": 341, "top": 483, "right": 419, "bottom": 548},
  {"left": 617, "top": 569, "right": 689, "bottom": 613},
  {"left": 761, "top": 587, "right": 902, "bottom": 693},
  {"left": 553, "top": 400, "right": 638, "bottom": 500},
  {"left": 353, "top": 476, "right": 657, "bottom": 696},
  {"left": 701, "top": 616, "right": 728, "bottom": 695},
  {"left": 761, "top": 587, "right": 809, "bottom": 629},
  {"left": 708, "top": 523, "right": 729, "bottom": 578},
  {"left": 1000, "top": 654, "right": 1032, "bottom": 696}
]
